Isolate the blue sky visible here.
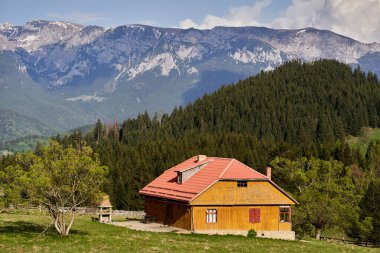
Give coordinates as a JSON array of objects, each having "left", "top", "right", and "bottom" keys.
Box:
[
  {"left": 1, "top": 0, "right": 380, "bottom": 43},
  {"left": 0, "top": 0, "right": 290, "bottom": 27}
]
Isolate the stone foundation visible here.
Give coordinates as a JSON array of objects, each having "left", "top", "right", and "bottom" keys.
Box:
[
  {"left": 194, "top": 230, "right": 295, "bottom": 240},
  {"left": 255, "top": 230, "right": 295, "bottom": 240}
]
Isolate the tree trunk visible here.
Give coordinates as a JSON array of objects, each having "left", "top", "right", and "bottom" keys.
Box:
[
  {"left": 315, "top": 228, "right": 322, "bottom": 240},
  {"left": 64, "top": 211, "right": 76, "bottom": 236},
  {"left": 49, "top": 209, "right": 72, "bottom": 236}
]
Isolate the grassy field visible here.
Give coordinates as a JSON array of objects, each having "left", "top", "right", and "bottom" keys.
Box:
[
  {"left": 0, "top": 213, "right": 379, "bottom": 253},
  {"left": 346, "top": 127, "right": 380, "bottom": 156}
]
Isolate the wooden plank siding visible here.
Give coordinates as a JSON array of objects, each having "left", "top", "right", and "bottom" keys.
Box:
[
  {"left": 144, "top": 197, "right": 191, "bottom": 230},
  {"left": 192, "top": 205, "right": 292, "bottom": 231},
  {"left": 190, "top": 181, "right": 294, "bottom": 231},
  {"left": 191, "top": 181, "right": 296, "bottom": 206}
]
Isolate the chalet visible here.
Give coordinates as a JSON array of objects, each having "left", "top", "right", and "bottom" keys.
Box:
[{"left": 139, "top": 155, "right": 298, "bottom": 240}]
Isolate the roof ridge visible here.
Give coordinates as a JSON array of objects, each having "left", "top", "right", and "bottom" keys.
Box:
[
  {"left": 164, "top": 156, "right": 197, "bottom": 172},
  {"left": 234, "top": 159, "right": 268, "bottom": 178},
  {"left": 208, "top": 156, "right": 234, "bottom": 160},
  {"left": 219, "top": 158, "right": 235, "bottom": 179},
  {"left": 175, "top": 160, "right": 212, "bottom": 172}
]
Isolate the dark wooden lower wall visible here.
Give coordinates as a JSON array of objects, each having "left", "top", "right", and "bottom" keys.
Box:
[{"left": 144, "top": 197, "right": 191, "bottom": 230}]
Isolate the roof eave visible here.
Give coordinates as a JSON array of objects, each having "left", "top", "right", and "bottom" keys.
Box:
[{"left": 139, "top": 191, "right": 191, "bottom": 203}]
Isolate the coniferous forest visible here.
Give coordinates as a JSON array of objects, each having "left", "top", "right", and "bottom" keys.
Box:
[{"left": 1, "top": 59, "right": 380, "bottom": 241}]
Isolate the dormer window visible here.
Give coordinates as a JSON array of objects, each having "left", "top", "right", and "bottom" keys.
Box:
[
  {"left": 177, "top": 172, "right": 183, "bottom": 184},
  {"left": 237, "top": 180, "right": 247, "bottom": 187},
  {"left": 176, "top": 159, "right": 209, "bottom": 184}
]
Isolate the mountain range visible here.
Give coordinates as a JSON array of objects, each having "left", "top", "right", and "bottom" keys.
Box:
[{"left": 1, "top": 19, "right": 380, "bottom": 142}]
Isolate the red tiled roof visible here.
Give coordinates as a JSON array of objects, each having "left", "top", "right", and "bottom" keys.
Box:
[{"left": 139, "top": 156, "right": 268, "bottom": 202}]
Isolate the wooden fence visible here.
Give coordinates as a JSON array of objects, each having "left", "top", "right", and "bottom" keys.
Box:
[
  {"left": 321, "top": 236, "right": 380, "bottom": 248},
  {"left": 112, "top": 210, "right": 146, "bottom": 219},
  {"left": 18, "top": 206, "right": 146, "bottom": 219}
]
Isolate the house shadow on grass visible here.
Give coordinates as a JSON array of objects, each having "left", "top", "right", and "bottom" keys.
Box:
[{"left": 0, "top": 221, "right": 88, "bottom": 236}]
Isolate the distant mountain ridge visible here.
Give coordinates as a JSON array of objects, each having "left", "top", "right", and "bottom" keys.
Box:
[{"left": 1, "top": 20, "right": 380, "bottom": 142}]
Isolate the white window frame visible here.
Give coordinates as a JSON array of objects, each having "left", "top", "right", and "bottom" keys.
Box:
[
  {"left": 279, "top": 206, "right": 291, "bottom": 223},
  {"left": 206, "top": 209, "right": 217, "bottom": 223}
]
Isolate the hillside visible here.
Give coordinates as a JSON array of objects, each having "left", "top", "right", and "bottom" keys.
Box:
[
  {"left": 1, "top": 20, "right": 380, "bottom": 141},
  {"left": 0, "top": 53, "right": 93, "bottom": 142},
  {"left": 117, "top": 59, "right": 380, "bottom": 149},
  {"left": 0, "top": 109, "right": 55, "bottom": 143},
  {"left": 48, "top": 59, "right": 380, "bottom": 210}
]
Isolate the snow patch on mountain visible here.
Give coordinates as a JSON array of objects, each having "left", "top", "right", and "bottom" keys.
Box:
[
  {"left": 266, "top": 31, "right": 367, "bottom": 64},
  {"left": 153, "top": 29, "right": 161, "bottom": 39},
  {"left": 18, "top": 65, "right": 27, "bottom": 74},
  {"left": 263, "top": 65, "right": 274, "bottom": 72},
  {"left": 296, "top": 29, "right": 306, "bottom": 36},
  {"left": 128, "top": 53, "right": 180, "bottom": 79},
  {"left": 176, "top": 45, "right": 201, "bottom": 61},
  {"left": 52, "top": 60, "right": 90, "bottom": 87},
  {"left": 65, "top": 94, "right": 105, "bottom": 102},
  {"left": 103, "top": 64, "right": 129, "bottom": 93},
  {"left": 187, "top": 66, "right": 198, "bottom": 75},
  {"left": 229, "top": 47, "right": 283, "bottom": 65}
]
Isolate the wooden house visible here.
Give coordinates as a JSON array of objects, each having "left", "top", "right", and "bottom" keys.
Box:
[{"left": 139, "top": 155, "right": 298, "bottom": 240}]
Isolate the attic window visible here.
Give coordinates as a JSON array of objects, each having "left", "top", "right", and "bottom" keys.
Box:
[
  {"left": 237, "top": 180, "right": 247, "bottom": 187},
  {"left": 176, "top": 163, "right": 206, "bottom": 184},
  {"left": 177, "top": 172, "right": 183, "bottom": 184}
]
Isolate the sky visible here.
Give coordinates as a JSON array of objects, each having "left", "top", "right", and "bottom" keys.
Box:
[{"left": 1, "top": 0, "right": 380, "bottom": 43}]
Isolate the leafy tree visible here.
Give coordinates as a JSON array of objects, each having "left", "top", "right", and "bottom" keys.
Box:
[
  {"left": 270, "top": 157, "right": 360, "bottom": 239},
  {"left": 359, "top": 179, "right": 380, "bottom": 241},
  {"left": 0, "top": 141, "right": 108, "bottom": 236}
]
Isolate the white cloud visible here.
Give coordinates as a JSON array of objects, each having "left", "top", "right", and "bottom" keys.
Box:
[
  {"left": 271, "top": 0, "right": 380, "bottom": 43},
  {"left": 47, "top": 12, "right": 109, "bottom": 25},
  {"left": 179, "top": 0, "right": 271, "bottom": 29},
  {"left": 178, "top": 0, "right": 380, "bottom": 43}
]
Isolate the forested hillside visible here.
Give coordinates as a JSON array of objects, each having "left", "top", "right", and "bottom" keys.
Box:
[
  {"left": 2, "top": 60, "right": 380, "bottom": 241},
  {"left": 0, "top": 109, "right": 56, "bottom": 143}
]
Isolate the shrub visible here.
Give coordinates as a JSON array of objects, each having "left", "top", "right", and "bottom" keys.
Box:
[{"left": 247, "top": 229, "right": 257, "bottom": 238}]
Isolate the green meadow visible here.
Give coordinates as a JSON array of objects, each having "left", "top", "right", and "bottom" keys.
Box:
[
  {"left": 347, "top": 127, "right": 380, "bottom": 156},
  {"left": 0, "top": 213, "right": 378, "bottom": 253}
]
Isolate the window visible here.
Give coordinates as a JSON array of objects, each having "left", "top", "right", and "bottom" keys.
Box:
[
  {"left": 237, "top": 180, "right": 248, "bottom": 187},
  {"left": 249, "top": 208, "right": 261, "bottom": 223},
  {"left": 177, "top": 172, "right": 182, "bottom": 184},
  {"left": 279, "top": 207, "right": 291, "bottom": 222},
  {"left": 206, "top": 209, "right": 217, "bottom": 223}
]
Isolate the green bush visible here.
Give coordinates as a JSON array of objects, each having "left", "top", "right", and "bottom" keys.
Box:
[{"left": 247, "top": 229, "right": 257, "bottom": 238}]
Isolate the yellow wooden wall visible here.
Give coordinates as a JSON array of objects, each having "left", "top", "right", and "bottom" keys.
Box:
[
  {"left": 190, "top": 181, "right": 294, "bottom": 231},
  {"left": 191, "top": 181, "right": 295, "bottom": 205},
  {"left": 192, "top": 205, "right": 292, "bottom": 231}
]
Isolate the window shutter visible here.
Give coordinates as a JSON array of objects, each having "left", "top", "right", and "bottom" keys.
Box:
[
  {"left": 249, "top": 208, "right": 260, "bottom": 223},
  {"left": 249, "top": 209, "right": 254, "bottom": 223}
]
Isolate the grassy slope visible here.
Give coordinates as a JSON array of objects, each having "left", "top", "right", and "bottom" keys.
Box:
[
  {"left": 346, "top": 127, "right": 380, "bottom": 156},
  {"left": 0, "top": 109, "right": 56, "bottom": 143},
  {"left": 0, "top": 213, "right": 377, "bottom": 253}
]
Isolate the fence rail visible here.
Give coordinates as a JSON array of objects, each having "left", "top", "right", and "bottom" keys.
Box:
[
  {"left": 321, "top": 236, "right": 380, "bottom": 248},
  {"left": 6, "top": 206, "right": 146, "bottom": 219},
  {"left": 112, "top": 210, "right": 145, "bottom": 219}
]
